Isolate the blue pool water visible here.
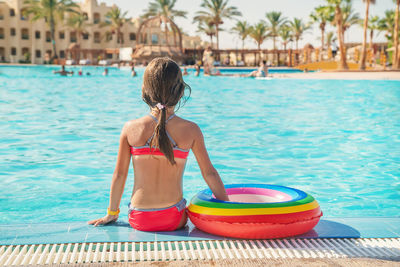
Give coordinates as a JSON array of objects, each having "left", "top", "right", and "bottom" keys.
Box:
[{"left": 1, "top": 65, "right": 399, "bottom": 224}]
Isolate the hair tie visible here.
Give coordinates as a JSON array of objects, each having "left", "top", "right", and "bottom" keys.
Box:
[{"left": 156, "top": 103, "right": 165, "bottom": 110}]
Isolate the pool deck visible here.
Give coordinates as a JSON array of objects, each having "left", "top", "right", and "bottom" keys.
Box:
[
  {"left": 1, "top": 217, "right": 400, "bottom": 246},
  {"left": 1, "top": 218, "right": 400, "bottom": 266},
  {"left": 271, "top": 71, "right": 400, "bottom": 80},
  {"left": 51, "top": 258, "right": 400, "bottom": 266}
]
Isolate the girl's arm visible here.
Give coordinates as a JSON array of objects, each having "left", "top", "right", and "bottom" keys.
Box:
[
  {"left": 88, "top": 123, "right": 132, "bottom": 226},
  {"left": 191, "top": 124, "right": 229, "bottom": 201}
]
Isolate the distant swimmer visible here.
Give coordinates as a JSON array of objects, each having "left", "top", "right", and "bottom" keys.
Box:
[
  {"left": 131, "top": 63, "right": 137, "bottom": 77},
  {"left": 183, "top": 67, "right": 189, "bottom": 76},
  {"left": 202, "top": 46, "right": 214, "bottom": 76},
  {"left": 78, "top": 68, "right": 83, "bottom": 76},
  {"left": 194, "top": 64, "right": 200, "bottom": 77},
  {"left": 103, "top": 68, "right": 108, "bottom": 76},
  {"left": 240, "top": 60, "right": 268, "bottom": 78},
  {"left": 53, "top": 65, "right": 73, "bottom": 76}
]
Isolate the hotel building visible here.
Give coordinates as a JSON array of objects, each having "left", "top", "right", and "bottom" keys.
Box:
[{"left": 0, "top": 0, "right": 205, "bottom": 64}]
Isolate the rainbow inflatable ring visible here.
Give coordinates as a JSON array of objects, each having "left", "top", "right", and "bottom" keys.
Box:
[{"left": 188, "top": 184, "right": 322, "bottom": 239}]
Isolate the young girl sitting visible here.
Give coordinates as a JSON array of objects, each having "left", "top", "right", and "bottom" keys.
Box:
[{"left": 88, "top": 57, "right": 229, "bottom": 231}]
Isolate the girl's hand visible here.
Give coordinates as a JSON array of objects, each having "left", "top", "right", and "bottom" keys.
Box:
[{"left": 88, "top": 214, "right": 118, "bottom": 227}]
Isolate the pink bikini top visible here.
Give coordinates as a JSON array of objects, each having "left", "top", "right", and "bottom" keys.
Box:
[{"left": 130, "top": 114, "right": 190, "bottom": 159}]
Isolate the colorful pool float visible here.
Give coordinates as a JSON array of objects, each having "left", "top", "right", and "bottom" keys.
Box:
[{"left": 188, "top": 184, "right": 322, "bottom": 239}]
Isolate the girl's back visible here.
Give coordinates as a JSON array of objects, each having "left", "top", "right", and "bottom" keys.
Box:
[
  {"left": 126, "top": 113, "right": 196, "bottom": 209},
  {"left": 88, "top": 57, "right": 228, "bottom": 231}
]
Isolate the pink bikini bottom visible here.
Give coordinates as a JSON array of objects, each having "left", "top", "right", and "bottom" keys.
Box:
[{"left": 128, "top": 199, "right": 187, "bottom": 231}]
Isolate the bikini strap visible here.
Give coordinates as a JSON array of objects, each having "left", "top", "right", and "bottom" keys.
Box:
[
  {"left": 166, "top": 113, "right": 176, "bottom": 123},
  {"left": 148, "top": 113, "right": 176, "bottom": 123},
  {"left": 146, "top": 113, "right": 177, "bottom": 146}
]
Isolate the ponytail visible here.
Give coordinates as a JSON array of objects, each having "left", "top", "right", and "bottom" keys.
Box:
[
  {"left": 142, "top": 57, "right": 191, "bottom": 165},
  {"left": 150, "top": 105, "right": 176, "bottom": 165}
]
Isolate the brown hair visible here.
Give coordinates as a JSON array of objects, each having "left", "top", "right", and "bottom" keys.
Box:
[{"left": 142, "top": 57, "right": 190, "bottom": 164}]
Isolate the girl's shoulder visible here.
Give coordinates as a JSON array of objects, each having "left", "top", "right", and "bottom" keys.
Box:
[
  {"left": 175, "top": 116, "right": 200, "bottom": 129},
  {"left": 123, "top": 115, "right": 150, "bottom": 129}
]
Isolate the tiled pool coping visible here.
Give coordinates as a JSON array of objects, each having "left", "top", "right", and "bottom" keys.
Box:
[{"left": 1, "top": 217, "right": 400, "bottom": 246}]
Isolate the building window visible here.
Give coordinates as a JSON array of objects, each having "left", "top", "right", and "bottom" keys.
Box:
[
  {"left": 10, "top": 8, "right": 15, "bottom": 17},
  {"left": 0, "top": 10, "right": 4, "bottom": 20},
  {"left": 59, "top": 31, "right": 64, "bottom": 39},
  {"left": 94, "top": 32, "right": 100, "bottom": 43},
  {"left": 106, "top": 53, "right": 113, "bottom": 59},
  {"left": 35, "top": 50, "right": 41, "bottom": 58},
  {"left": 59, "top": 50, "right": 65, "bottom": 58},
  {"left": 83, "top": 12, "right": 88, "bottom": 20},
  {"left": 82, "top": 32, "right": 89, "bottom": 40},
  {"left": 70, "top": 32, "right": 77, "bottom": 42},
  {"left": 45, "top": 50, "right": 52, "bottom": 60},
  {"left": 151, "top": 34, "right": 158, "bottom": 44},
  {"left": 10, "top": 28, "right": 16, "bottom": 36},
  {"left": 35, "top": 31, "right": 40, "bottom": 39},
  {"left": 21, "top": 28, "right": 29, "bottom": 40},
  {"left": 20, "top": 9, "right": 27, "bottom": 20},
  {"left": 0, "top": 28, "right": 4, "bottom": 39},
  {"left": 129, "top": 33, "right": 136, "bottom": 41},
  {"left": 46, "top": 31, "right": 51, "bottom": 42},
  {"left": 11, "top": 47, "right": 17, "bottom": 55},
  {"left": 93, "top": 13, "right": 100, "bottom": 24},
  {"left": 117, "top": 33, "right": 124, "bottom": 44},
  {"left": 0, "top": 47, "right": 5, "bottom": 61},
  {"left": 106, "top": 32, "right": 112, "bottom": 42},
  {"left": 22, "top": 47, "right": 29, "bottom": 56}
]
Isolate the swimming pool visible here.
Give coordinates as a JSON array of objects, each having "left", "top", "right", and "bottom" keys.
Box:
[{"left": 1, "top": 65, "right": 399, "bottom": 224}]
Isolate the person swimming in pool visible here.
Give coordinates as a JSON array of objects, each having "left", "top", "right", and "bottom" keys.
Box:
[
  {"left": 194, "top": 64, "right": 200, "bottom": 77},
  {"left": 88, "top": 57, "right": 229, "bottom": 231},
  {"left": 53, "top": 64, "right": 73, "bottom": 76},
  {"left": 242, "top": 60, "right": 268, "bottom": 78}
]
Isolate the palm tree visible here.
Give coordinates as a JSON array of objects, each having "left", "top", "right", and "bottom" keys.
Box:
[
  {"left": 289, "top": 18, "right": 310, "bottom": 50},
  {"left": 249, "top": 22, "right": 269, "bottom": 65},
  {"left": 231, "top": 21, "right": 252, "bottom": 49},
  {"left": 142, "top": 0, "right": 187, "bottom": 47},
  {"left": 142, "top": 0, "right": 187, "bottom": 19},
  {"left": 194, "top": 0, "right": 241, "bottom": 50},
  {"left": 66, "top": 11, "right": 91, "bottom": 46},
  {"left": 325, "top": 31, "right": 337, "bottom": 47},
  {"left": 341, "top": 2, "right": 361, "bottom": 40},
  {"left": 278, "top": 25, "right": 292, "bottom": 50},
  {"left": 310, "top": 6, "right": 334, "bottom": 51},
  {"left": 367, "top": 15, "right": 381, "bottom": 49},
  {"left": 265, "top": 11, "right": 287, "bottom": 64},
  {"left": 103, "top": 7, "right": 129, "bottom": 46},
  {"left": 393, "top": 0, "right": 400, "bottom": 69},
  {"left": 326, "top": 0, "right": 348, "bottom": 69},
  {"left": 379, "top": 10, "right": 395, "bottom": 41},
  {"left": 23, "top": 0, "right": 78, "bottom": 60},
  {"left": 197, "top": 20, "right": 216, "bottom": 46},
  {"left": 360, "top": 0, "right": 376, "bottom": 70},
  {"left": 249, "top": 22, "right": 269, "bottom": 50}
]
